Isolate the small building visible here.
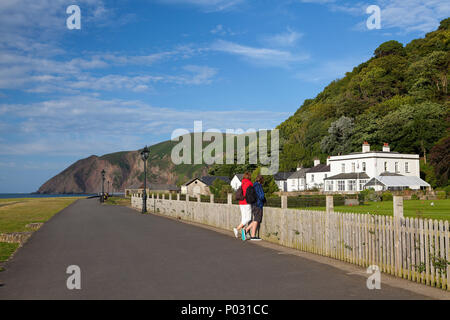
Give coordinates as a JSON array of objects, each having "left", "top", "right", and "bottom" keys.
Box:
[
  {"left": 230, "top": 174, "right": 244, "bottom": 191},
  {"left": 364, "top": 173, "right": 431, "bottom": 191},
  {"left": 286, "top": 168, "right": 310, "bottom": 192},
  {"left": 273, "top": 172, "right": 292, "bottom": 192},
  {"left": 324, "top": 142, "right": 421, "bottom": 193},
  {"left": 182, "top": 176, "right": 231, "bottom": 196},
  {"left": 305, "top": 159, "right": 330, "bottom": 191},
  {"left": 125, "top": 183, "right": 180, "bottom": 197}
]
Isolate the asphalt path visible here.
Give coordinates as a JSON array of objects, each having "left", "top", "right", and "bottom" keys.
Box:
[{"left": 0, "top": 199, "right": 429, "bottom": 299}]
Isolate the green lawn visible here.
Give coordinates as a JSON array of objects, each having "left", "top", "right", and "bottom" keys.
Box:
[
  {"left": 0, "top": 197, "right": 79, "bottom": 262},
  {"left": 295, "top": 199, "right": 450, "bottom": 221},
  {"left": 104, "top": 196, "right": 130, "bottom": 206}
]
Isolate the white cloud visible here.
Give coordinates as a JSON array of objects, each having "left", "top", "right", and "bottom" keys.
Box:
[
  {"left": 157, "top": 0, "right": 244, "bottom": 12},
  {"left": 263, "top": 28, "right": 303, "bottom": 47},
  {"left": 210, "top": 40, "right": 309, "bottom": 67}
]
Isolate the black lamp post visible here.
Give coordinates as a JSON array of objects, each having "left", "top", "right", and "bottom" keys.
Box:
[
  {"left": 100, "top": 169, "right": 106, "bottom": 203},
  {"left": 140, "top": 146, "right": 150, "bottom": 213}
]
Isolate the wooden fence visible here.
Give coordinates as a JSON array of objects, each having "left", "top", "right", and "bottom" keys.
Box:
[
  {"left": 131, "top": 193, "right": 449, "bottom": 291},
  {"left": 290, "top": 211, "right": 449, "bottom": 290}
]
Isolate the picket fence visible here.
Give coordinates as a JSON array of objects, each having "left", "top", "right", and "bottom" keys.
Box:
[
  {"left": 291, "top": 211, "right": 449, "bottom": 290},
  {"left": 131, "top": 194, "right": 449, "bottom": 291}
]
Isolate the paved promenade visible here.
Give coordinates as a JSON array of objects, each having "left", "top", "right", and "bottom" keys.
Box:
[{"left": 0, "top": 199, "right": 430, "bottom": 299}]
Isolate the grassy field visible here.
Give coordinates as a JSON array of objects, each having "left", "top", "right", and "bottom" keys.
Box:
[
  {"left": 104, "top": 196, "right": 130, "bottom": 206},
  {"left": 0, "top": 197, "right": 79, "bottom": 262},
  {"left": 295, "top": 199, "right": 450, "bottom": 221}
]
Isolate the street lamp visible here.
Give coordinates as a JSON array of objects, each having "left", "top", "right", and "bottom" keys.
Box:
[
  {"left": 140, "top": 146, "right": 150, "bottom": 213},
  {"left": 100, "top": 169, "right": 106, "bottom": 203}
]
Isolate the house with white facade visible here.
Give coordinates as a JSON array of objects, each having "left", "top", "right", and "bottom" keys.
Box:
[
  {"left": 305, "top": 159, "right": 330, "bottom": 191},
  {"left": 286, "top": 167, "right": 310, "bottom": 192},
  {"left": 324, "top": 142, "right": 428, "bottom": 193},
  {"left": 273, "top": 172, "right": 292, "bottom": 192},
  {"left": 230, "top": 174, "right": 244, "bottom": 191}
]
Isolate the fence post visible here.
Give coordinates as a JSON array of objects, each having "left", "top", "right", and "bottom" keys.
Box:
[
  {"left": 177, "top": 193, "right": 180, "bottom": 201},
  {"left": 156, "top": 193, "right": 159, "bottom": 200},
  {"left": 210, "top": 194, "right": 214, "bottom": 203},
  {"left": 227, "top": 193, "right": 233, "bottom": 205},
  {"left": 169, "top": 193, "right": 172, "bottom": 200},
  {"left": 326, "top": 195, "right": 334, "bottom": 214},
  {"left": 197, "top": 194, "right": 201, "bottom": 202},
  {"left": 162, "top": 194, "right": 165, "bottom": 200},
  {"left": 393, "top": 195, "right": 403, "bottom": 277},
  {"left": 325, "top": 195, "right": 333, "bottom": 256},
  {"left": 281, "top": 195, "right": 287, "bottom": 209}
]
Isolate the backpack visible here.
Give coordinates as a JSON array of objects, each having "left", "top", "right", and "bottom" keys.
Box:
[
  {"left": 245, "top": 185, "right": 257, "bottom": 204},
  {"left": 235, "top": 187, "right": 244, "bottom": 201}
]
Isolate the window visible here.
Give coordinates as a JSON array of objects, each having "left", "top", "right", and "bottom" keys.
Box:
[
  {"left": 352, "top": 163, "right": 355, "bottom": 172},
  {"left": 311, "top": 174, "right": 315, "bottom": 182},
  {"left": 348, "top": 180, "right": 356, "bottom": 191},
  {"left": 384, "top": 162, "right": 388, "bottom": 172},
  {"left": 405, "top": 162, "right": 409, "bottom": 173},
  {"left": 359, "top": 179, "right": 368, "bottom": 191},
  {"left": 395, "top": 162, "right": 399, "bottom": 173},
  {"left": 326, "top": 181, "right": 334, "bottom": 191},
  {"left": 325, "top": 174, "right": 327, "bottom": 179},
  {"left": 362, "top": 162, "right": 366, "bottom": 172},
  {"left": 338, "top": 180, "right": 345, "bottom": 191},
  {"left": 341, "top": 163, "right": 345, "bottom": 173}
]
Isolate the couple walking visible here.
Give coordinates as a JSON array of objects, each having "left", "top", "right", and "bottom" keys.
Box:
[{"left": 233, "top": 172, "right": 266, "bottom": 241}]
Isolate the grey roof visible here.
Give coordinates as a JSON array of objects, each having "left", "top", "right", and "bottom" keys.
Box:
[
  {"left": 126, "top": 183, "right": 144, "bottom": 189},
  {"left": 365, "top": 175, "right": 430, "bottom": 188},
  {"left": 185, "top": 176, "right": 231, "bottom": 186},
  {"left": 287, "top": 168, "right": 310, "bottom": 179},
  {"left": 379, "top": 172, "right": 403, "bottom": 176},
  {"left": 149, "top": 184, "right": 180, "bottom": 191},
  {"left": 273, "top": 172, "right": 293, "bottom": 181},
  {"left": 307, "top": 164, "right": 330, "bottom": 173},
  {"left": 324, "top": 172, "right": 370, "bottom": 180}
]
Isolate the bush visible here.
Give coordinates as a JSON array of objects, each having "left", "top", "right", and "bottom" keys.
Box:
[
  {"left": 436, "top": 191, "right": 446, "bottom": 200},
  {"left": 382, "top": 192, "right": 393, "bottom": 201},
  {"left": 444, "top": 185, "right": 450, "bottom": 196},
  {"left": 411, "top": 194, "right": 419, "bottom": 200}
]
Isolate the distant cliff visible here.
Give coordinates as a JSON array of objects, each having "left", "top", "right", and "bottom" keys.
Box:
[{"left": 37, "top": 140, "right": 209, "bottom": 194}]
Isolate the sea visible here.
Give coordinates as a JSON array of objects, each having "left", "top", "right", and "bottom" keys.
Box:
[{"left": 0, "top": 193, "right": 97, "bottom": 199}]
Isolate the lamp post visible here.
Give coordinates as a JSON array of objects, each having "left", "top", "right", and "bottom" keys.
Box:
[
  {"left": 100, "top": 169, "right": 105, "bottom": 203},
  {"left": 140, "top": 146, "right": 150, "bottom": 213}
]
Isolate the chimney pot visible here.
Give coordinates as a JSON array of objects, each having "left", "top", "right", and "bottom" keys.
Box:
[
  {"left": 383, "top": 143, "right": 390, "bottom": 152},
  {"left": 362, "top": 141, "right": 370, "bottom": 153}
]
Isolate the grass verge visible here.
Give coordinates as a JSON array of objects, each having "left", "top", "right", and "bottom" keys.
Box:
[{"left": 104, "top": 197, "right": 130, "bottom": 206}]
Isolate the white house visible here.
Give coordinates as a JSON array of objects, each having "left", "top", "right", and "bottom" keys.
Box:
[
  {"left": 273, "top": 172, "right": 292, "bottom": 192},
  {"left": 286, "top": 168, "right": 310, "bottom": 192},
  {"left": 324, "top": 142, "right": 427, "bottom": 193},
  {"left": 305, "top": 159, "right": 330, "bottom": 191},
  {"left": 230, "top": 174, "right": 244, "bottom": 191}
]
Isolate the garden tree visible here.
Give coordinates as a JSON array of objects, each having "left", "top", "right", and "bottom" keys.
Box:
[
  {"left": 320, "top": 116, "right": 354, "bottom": 155},
  {"left": 374, "top": 40, "right": 406, "bottom": 58},
  {"left": 209, "top": 179, "right": 233, "bottom": 198},
  {"left": 429, "top": 134, "right": 450, "bottom": 187},
  {"left": 251, "top": 167, "right": 279, "bottom": 197}
]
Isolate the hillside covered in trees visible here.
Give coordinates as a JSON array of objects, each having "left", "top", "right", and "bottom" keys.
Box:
[{"left": 277, "top": 18, "right": 450, "bottom": 188}]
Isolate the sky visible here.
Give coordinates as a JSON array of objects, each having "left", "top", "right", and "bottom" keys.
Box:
[{"left": 0, "top": 0, "right": 448, "bottom": 193}]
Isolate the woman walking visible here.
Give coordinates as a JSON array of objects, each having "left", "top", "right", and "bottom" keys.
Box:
[
  {"left": 245, "top": 175, "right": 265, "bottom": 241},
  {"left": 233, "top": 172, "right": 253, "bottom": 240}
]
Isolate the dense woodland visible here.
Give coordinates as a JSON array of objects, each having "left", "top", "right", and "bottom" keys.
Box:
[{"left": 277, "top": 18, "right": 449, "bottom": 188}]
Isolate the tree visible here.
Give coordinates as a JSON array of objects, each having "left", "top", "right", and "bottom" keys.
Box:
[
  {"left": 251, "top": 167, "right": 279, "bottom": 197},
  {"left": 374, "top": 40, "right": 405, "bottom": 58},
  {"left": 320, "top": 116, "right": 354, "bottom": 155},
  {"left": 429, "top": 134, "right": 450, "bottom": 187}
]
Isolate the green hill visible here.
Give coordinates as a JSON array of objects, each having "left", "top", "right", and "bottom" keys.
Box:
[{"left": 277, "top": 18, "right": 450, "bottom": 187}]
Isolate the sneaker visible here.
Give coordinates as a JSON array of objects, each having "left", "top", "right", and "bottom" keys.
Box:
[
  {"left": 241, "top": 229, "right": 246, "bottom": 241},
  {"left": 233, "top": 228, "right": 238, "bottom": 238},
  {"left": 250, "top": 237, "right": 262, "bottom": 241}
]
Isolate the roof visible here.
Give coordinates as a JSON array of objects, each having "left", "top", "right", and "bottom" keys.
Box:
[
  {"left": 184, "top": 176, "right": 231, "bottom": 187},
  {"left": 324, "top": 172, "right": 370, "bottom": 180},
  {"left": 287, "top": 168, "right": 310, "bottom": 179},
  {"left": 379, "top": 172, "right": 403, "bottom": 176},
  {"left": 365, "top": 175, "right": 430, "bottom": 188},
  {"left": 232, "top": 174, "right": 244, "bottom": 181},
  {"left": 307, "top": 164, "right": 330, "bottom": 173},
  {"left": 126, "top": 183, "right": 144, "bottom": 189},
  {"left": 149, "top": 184, "right": 180, "bottom": 191},
  {"left": 273, "top": 172, "right": 293, "bottom": 181}
]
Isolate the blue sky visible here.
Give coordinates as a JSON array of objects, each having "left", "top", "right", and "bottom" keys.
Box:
[{"left": 0, "top": 0, "right": 448, "bottom": 193}]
